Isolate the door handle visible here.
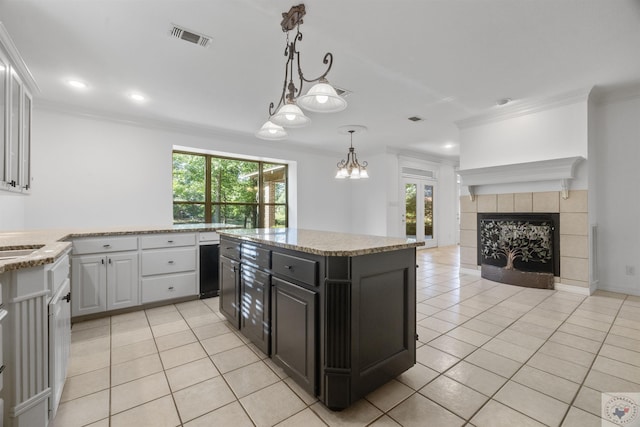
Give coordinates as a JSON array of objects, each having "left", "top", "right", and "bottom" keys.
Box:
[{"left": 63, "top": 292, "right": 71, "bottom": 303}]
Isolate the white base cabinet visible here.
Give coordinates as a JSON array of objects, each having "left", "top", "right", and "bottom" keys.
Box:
[
  {"left": 0, "top": 250, "right": 71, "bottom": 427},
  {"left": 71, "top": 237, "right": 139, "bottom": 317}
]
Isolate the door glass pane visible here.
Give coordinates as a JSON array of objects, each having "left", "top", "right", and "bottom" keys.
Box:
[
  {"left": 173, "top": 153, "right": 206, "bottom": 202},
  {"left": 405, "top": 183, "right": 417, "bottom": 239},
  {"left": 424, "top": 185, "right": 434, "bottom": 239},
  {"left": 0, "top": 62, "right": 5, "bottom": 182},
  {"left": 262, "top": 204, "right": 287, "bottom": 228},
  {"left": 10, "top": 74, "right": 20, "bottom": 184}
]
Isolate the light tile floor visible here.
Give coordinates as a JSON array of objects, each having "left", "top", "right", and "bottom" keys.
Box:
[{"left": 52, "top": 246, "right": 640, "bottom": 427}]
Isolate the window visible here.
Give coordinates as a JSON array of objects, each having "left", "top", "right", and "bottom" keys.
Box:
[{"left": 172, "top": 151, "right": 288, "bottom": 228}]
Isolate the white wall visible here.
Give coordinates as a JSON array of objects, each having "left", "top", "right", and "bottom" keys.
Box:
[
  {"left": 16, "top": 107, "right": 352, "bottom": 232},
  {"left": 0, "top": 192, "right": 26, "bottom": 230},
  {"left": 459, "top": 101, "right": 589, "bottom": 170},
  {"left": 592, "top": 94, "right": 640, "bottom": 296}
]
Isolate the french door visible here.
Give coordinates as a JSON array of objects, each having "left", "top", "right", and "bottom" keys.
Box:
[{"left": 402, "top": 178, "right": 437, "bottom": 248}]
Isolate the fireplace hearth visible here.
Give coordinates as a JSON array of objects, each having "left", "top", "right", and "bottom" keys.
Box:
[{"left": 477, "top": 213, "right": 560, "bottom": 289}]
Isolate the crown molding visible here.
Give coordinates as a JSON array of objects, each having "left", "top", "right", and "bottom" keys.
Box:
[
  {"left": 384, "top": 147, "right": 459, "bottom": 167},
  {"left": 456, "top": 87, "right": 592, "bottom": 130},
  {"left": 590, "top": 82, "right": 640, "bottom": 105},
  {"left": 0, "top": 22, "right": 40, "bottom": 93}
]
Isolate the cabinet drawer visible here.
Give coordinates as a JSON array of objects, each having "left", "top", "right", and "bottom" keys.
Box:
[
  {"left": 141, "top": 273, "right": 197, "bottom": 303},
  {"left": 142, "top": 247, "right": 196, "bottom": 276},
  {"left": 272, "top": 252, "right": 318, "bottom": 286},
  {"left": 241, "top": 244, "right": 271, "bottom": 269},
  {"left": 73, "top": 236, "right": 138, "bottom": 255},
  {"left": 48, "top": 254, "right": 70, "bottom": 293},
  {"left": 140, "top": 233, "right": 196, "bottom": 249},
  {"left": 220, "top": 239, "right": 241, "bottom": 261}
]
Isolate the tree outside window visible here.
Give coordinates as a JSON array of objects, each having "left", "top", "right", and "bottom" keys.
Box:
[{"left": 172, "top": 151, "right": 287, "bottom": 228}]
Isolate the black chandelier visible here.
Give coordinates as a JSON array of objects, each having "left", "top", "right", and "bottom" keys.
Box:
[
  {"left": 336, "top": 129, "right": 369, "bottom": 179},
  {"left": 256, "top": 4, "right": 347, "bottom": 140}
]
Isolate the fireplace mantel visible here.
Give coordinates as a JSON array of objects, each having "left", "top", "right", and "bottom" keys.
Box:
[{"left": 458, "top": 156, "right": 584, "bottom": 201}]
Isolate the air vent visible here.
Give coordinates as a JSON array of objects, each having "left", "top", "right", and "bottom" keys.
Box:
[
  {"left": 408, "top": 116, "right": 424, "bottom": 122},
  {"left": 169, "top": 24, "right": 212, "bottom": 48},
  {"left": 402, "top": 167, "right": 435, "bottom": 179}
]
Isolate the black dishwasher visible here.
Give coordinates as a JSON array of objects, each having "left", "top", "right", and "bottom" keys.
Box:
[{"left": 199, "top": 243, "right": 220, "bottom": 298}]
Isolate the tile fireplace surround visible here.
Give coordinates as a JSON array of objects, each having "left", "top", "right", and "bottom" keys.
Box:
[{"left": 460, "top": 190, "right": 589, "bottom": 293}]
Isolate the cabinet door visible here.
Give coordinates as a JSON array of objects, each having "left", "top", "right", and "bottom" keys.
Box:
[
  {"left": 71, "top": 255, "right": 107, "bottom": 317},
  {"left": 271, "top": 277, "right": 317, "bottom": 395},
  {"left": 240, "top": 265, "right": 270, "bottom": 354},
  {"left": 107, "top": 253, "right": 139, "bottom": 311},
  {"left": 219, "top": 255, "right": 240, "bottom": 328},
  {"left": 0, "top": 56, "right": 6, "bottom": 184},
  {"left": 8, "top": 72, "right": 20, "bottom": 188},
  {"left": 21, "top": 90, "right": 31, "bottom": 190}
]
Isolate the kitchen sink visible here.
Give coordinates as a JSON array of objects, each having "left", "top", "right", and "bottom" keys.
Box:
[{"left": 0, "top": 247, "right": 41, "bottom": 260}]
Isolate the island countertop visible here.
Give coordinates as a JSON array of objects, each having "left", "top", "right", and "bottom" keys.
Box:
[
  {"left": 0, "top": 223, "right": 237, "bottom": 273},
  {"left": 218, "top": 228, "right": 424, "bottom": 256}
]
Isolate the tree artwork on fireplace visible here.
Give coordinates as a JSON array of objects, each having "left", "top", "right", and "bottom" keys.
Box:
[{"left": 480, "top": 220, "right": 552, "bottom": 271}]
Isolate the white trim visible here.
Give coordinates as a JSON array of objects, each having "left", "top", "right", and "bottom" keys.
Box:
[
  {"left": 460, "top": 267, "right": 481, "bottom": 276},
  {"left": 554, "top": 282, "right": 591, "bottom": 296},
  {"left": 0, "top": 22, "right": 39, "bottom": 93},
  {"left": 456, "top": 87, "right": 591, "bottom": 129},
  {"left": 596, "top": 284, "right": 640, "bottom": 298},
  {"left": 458, "top": 157, "right": 584, "bottom": 200}
]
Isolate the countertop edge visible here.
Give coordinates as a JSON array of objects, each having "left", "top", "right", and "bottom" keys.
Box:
[{"left": 0, "top": 224, "right": 238, "bottom": 273}]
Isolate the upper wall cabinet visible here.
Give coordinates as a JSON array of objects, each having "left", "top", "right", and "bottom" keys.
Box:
[{"left": 0, "top": 23, "right": 37, "bottom": 194}]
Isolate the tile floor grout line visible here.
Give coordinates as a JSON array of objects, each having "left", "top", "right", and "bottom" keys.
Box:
[{"left": 557, "top": 294, "right": 628, "bottom": 426}]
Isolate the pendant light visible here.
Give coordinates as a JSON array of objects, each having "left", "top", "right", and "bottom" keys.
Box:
[
  {"left": 256, "top": 4, "right": 347, "bottom": 140},
  {"left": 336, "top": 129, "right": 369, "bottom": 179}
]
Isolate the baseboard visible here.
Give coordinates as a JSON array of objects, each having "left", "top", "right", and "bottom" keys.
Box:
[
  {"left": 554, "top": 282, "right": 591, "bottom": 296},
  {"left": 460, "top": 267, "right": 481, "bottom": 276},
  {"left": 595, "top": 284, "right": 640, "bottom": 297}
]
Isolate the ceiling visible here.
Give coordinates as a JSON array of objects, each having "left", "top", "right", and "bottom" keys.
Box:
[{"left": 2, "top": 0, "right": 640, "bottom": 162}]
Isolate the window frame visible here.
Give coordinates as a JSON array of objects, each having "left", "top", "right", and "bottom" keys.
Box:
[{"left": 172, "top": 150, "right": 288, "bottom": 228}]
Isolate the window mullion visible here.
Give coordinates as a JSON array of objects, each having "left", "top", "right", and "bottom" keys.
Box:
[{"left": 205, "top": 154, "right": 212, "bottom": 223}]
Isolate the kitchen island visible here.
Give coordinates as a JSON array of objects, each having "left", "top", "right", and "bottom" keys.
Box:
[{"left": 218, "top": 228, "right": 424, "bottom": 410}]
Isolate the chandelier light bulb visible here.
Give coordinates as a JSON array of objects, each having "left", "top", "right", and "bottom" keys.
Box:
[{"left": 316, "top": 95, "right": 329, "bottom": 104}]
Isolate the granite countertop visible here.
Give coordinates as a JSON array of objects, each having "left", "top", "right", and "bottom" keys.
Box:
[
  {"left": 0, "top": 223, "right": 236, "bottom": 273},
  {"left": 219, "top": 228, "right": 425, "bottom": 256}
]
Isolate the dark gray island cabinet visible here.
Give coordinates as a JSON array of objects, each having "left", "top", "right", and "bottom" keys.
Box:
[{"left": 218, "top": 229, "right": 423, "bottom": 410}]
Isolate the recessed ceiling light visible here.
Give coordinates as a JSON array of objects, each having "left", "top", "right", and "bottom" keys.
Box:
[
  {"left": 129, "top": 93, "right": 146, "bottom": 102},
  {"left": 496, "top": 98, "right": 512, "bottom": 106},
  {"left": 67, "top": 79, "right": 88, "bottom": 89}
]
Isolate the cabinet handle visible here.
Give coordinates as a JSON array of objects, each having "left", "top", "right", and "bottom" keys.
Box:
[
  {"left": 168, "top": 286, "right": 175, "bottom": 291},
  {"left": 167, "top": 240, "right": 174, "bottom": 243},
  {"left": 103, "top": 244, "right": 111, "bottom": 248},
  {"left": 0, "top": 365, "right": 5, "bottom": 374},
  {"left": 108, "top": 258, "right": 112, "bottom": 264},
  {"left": 63, "top": 292, "right": 71, "bottom": 303},
  {"left": 284, "top": 265, "right": 292, "bottom": 270},
  {"left": 9, "top": 180, "right": 16, "bottom": 187},
  {"left": 168, "top": 260, "right": 174, "bottom": 264},
  {"left": 101, "top": 259, "right": 105, "bottom": 265}
]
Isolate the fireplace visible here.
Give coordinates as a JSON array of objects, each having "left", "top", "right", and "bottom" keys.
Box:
[{"left": 477, "top": 213, "right": 560, "bottom": 289}]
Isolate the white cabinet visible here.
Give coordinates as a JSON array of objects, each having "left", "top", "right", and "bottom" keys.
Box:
[
  {"left": 0, "top": 24, "right": 34, "bottom": 193},
  {"left": 71, "top": 237, "right": 139, "bottom": 317},
  {"left": 0, "top": 249, "right": 71, "bottom": 427},
  {"left": 140, "top": 233, "right": 197, "bottom": 304}
]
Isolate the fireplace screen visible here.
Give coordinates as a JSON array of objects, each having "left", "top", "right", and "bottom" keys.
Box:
[{"left": 478, "top": 213, "right": 560, "bottom": 275}]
